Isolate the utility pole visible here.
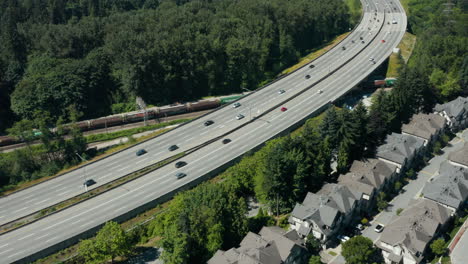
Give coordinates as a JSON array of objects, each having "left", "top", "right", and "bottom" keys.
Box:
[
  {"left": 75, "top": 152, "right": 88, "bottom": 191},
  {"left": 136, "top": 96, "right": 148, "bottom": 126}
]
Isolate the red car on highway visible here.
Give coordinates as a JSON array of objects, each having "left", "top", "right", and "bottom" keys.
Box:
[{"left": 280, "top": 107, "right": 288, "bottom": 112}]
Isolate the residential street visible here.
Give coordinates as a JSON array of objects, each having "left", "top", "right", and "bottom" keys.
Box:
[{"left": 362, "top": 129, "right": 468, "bottom": 242}]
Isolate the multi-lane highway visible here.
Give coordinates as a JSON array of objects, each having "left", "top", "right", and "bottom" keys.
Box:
[
  {"left": 0, "top": 0, "right": 406, "bottom": 262},
  {"left": 0, "top": 0, "right": 391, "bottom": 227}
]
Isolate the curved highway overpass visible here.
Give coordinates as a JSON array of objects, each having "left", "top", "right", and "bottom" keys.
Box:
[{"left": 0, "top": 0, "right": 406, "bottom": 262}]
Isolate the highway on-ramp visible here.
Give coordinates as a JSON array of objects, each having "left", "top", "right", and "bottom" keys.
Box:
[{"left": 0, "top": 0, "right": 406, "bottom": 262}]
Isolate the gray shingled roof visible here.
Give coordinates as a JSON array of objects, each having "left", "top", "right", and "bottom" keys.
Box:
[
  {"left": 422, "top": 162, "right": 468, "bottom": 209},
  {"left": 290, "top": 193, "right": 339, "bottom": 230},
  {"left": 208, "top": 227, "right": 305, "bottom": 264},
  {"left": 317, "top": 183, "right": 363, "bottom": 214},
  {"left": 290, "top": 184, "right": 362, "bottom": 238},
  {"left": 449, "top": 142, "right": 468, "bottom": 167},
  {"left": 338, "top": 159, "right": 397, "bottom": 195},
  {"left": 377, "top": 199, "right": 452, "bottom": 260},
  {"left": 434, "top": 96, "right": 468, "bottom": 120},
  {"left": 401, "top": 113, "right": 446, "bottom": 140},
  {"left": 376, "top": 133, "right": 425, "bottom": 165}
]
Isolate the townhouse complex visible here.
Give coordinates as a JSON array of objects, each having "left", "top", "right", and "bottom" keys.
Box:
[
  {"left": 289, "top": 96, "right": 468, "bottom": 264},
  {"left": 208, "top": 97, "right": 468, "bottom": 264}
]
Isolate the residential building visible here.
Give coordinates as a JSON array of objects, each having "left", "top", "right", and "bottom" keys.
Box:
[
  {"left": 376, "top": 133, "right": 425, "bottom": 173},
  {"left": 434, "top": 96, "right": 468, "bottom": 131},
  {"left": 208, "top": 226, "right": 309, "bottom": 264},
  {"left": 338, "top": 158, "right": 397, "bottom": 208},
  {"left": 401, "top": 113, "right": 446, "bottom": 146},
  {"left": 422, "top": 162, "right": 468, "bottom": 212},
  {"left": 448, "top": 142, "right": 468, "bottom": 169},
  {"left": 376, "top": 199, "right": 453, "bottom": 264},
  {"left": 289, "top": 184, "right": 363, "bottom": 243}
]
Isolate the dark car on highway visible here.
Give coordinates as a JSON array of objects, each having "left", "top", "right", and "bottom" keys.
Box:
[
  {"left": 175, "top": 161, "right": 187, "bottom": 168},
  {"left": 309, "top": 64, "right": 315, "bottom": 68},
  {"left": 222, "top": 138, "right": 231, "bottom": 144},
  {"left": 83, "top": 179, "right": 96, "bottom": 187},
  {"left": 168, "top": 145, "right": 178, "bottom": 151},
  {"left": 136, "top": 149, "right": 147, "bottom": 156},
  {"left": 305, "top": 74, "right": 311, "bottom": 79},
  {"left": 176, "top": 172, "right": 186, "bottom": 179},
  {"left": 204, "top": 120, "right": 214, "bottom": 126}
]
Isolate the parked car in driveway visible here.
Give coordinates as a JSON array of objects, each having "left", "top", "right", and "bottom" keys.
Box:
[
  {"left": 338, "top": 235, "right": 350, "bottom": 243},
  {"left": 375, "top": 224, "right": 385, "bottom": 233}
]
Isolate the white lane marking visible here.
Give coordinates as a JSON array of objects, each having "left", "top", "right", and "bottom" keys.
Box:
[
  {"left": 17, "top": 233, "right": 35, "bottom": 241},
  {"left": 135, "top": 158, "right": 149, "bottom": 164},
  {"left": 117, "top": 166, "right": 129, "bottom": 172},
  {"left": 200, "top": 130, "right": 210, "bottom": 135},
  {"left": 185, "top": 137, "right": 195, "bottom": 142},
  {"left": 7, "top": 250, "right": 25, "bottom": 259},
  {"left": 35, "top": 234, "right": 49, "bottom": 241},
  {"left": 57, "top": 190, "right": 71, "bottom": 196},
  {"left": 13, "top": 206, "right": 29, "bottom": 213},
  {"left": 21, "top": 194, "right": 35, "bottom": 200},
  {"left": 34, "top": 198, "right": 51, "bottom": 205},
  {"left": 0, "top": 248, "right": 14, "bottom": 255},
  {"left": 54, "top": 186, "right": 69, "bottom": 193},
  {"left": 0, "top": 243, "right": 9, "bottom": 249},
  {"left": 45, "top": 236, "right": 57, "bottom": 244},
  {"left": 100, "top": 173, "right": 113, "bottom": 179},
  {"left": 153, "top": 151, "right": 164, "bottom": 158},
  {"left": 107, "top": 160, "right": 120, "bottom": 166},
  {"left": 80, "top": 221, "right": 93, "bottom": 228},
  {"left": 116, "top": 206, "right": 127, "bottom": 212},
  {"left": 70, "top": 219, "right": 82, "bottom": 226}
]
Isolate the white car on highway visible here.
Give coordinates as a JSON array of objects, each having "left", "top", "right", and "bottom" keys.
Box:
[{"left": 236, "top": 114, "right": 245, "bottom": 120}]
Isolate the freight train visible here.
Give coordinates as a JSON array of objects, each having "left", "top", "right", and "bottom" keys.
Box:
[{"left": 0, "top": 99, "right": 225, "bottom": 147}]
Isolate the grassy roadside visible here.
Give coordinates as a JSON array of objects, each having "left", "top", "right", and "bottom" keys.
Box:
[
  {"left": 386, "top": 32, "right": 417, "bottom": 77},
  {"left": 281, "top": 32, "right": 351, "bottom": 75}
]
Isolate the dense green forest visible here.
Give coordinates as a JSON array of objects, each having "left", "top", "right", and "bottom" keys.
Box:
[
  {"left": 404, "top": 0, "right": 467, "bottom": 99},
  {"left": 0, "top": 0, "right": 352, "bottom": 132}
]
